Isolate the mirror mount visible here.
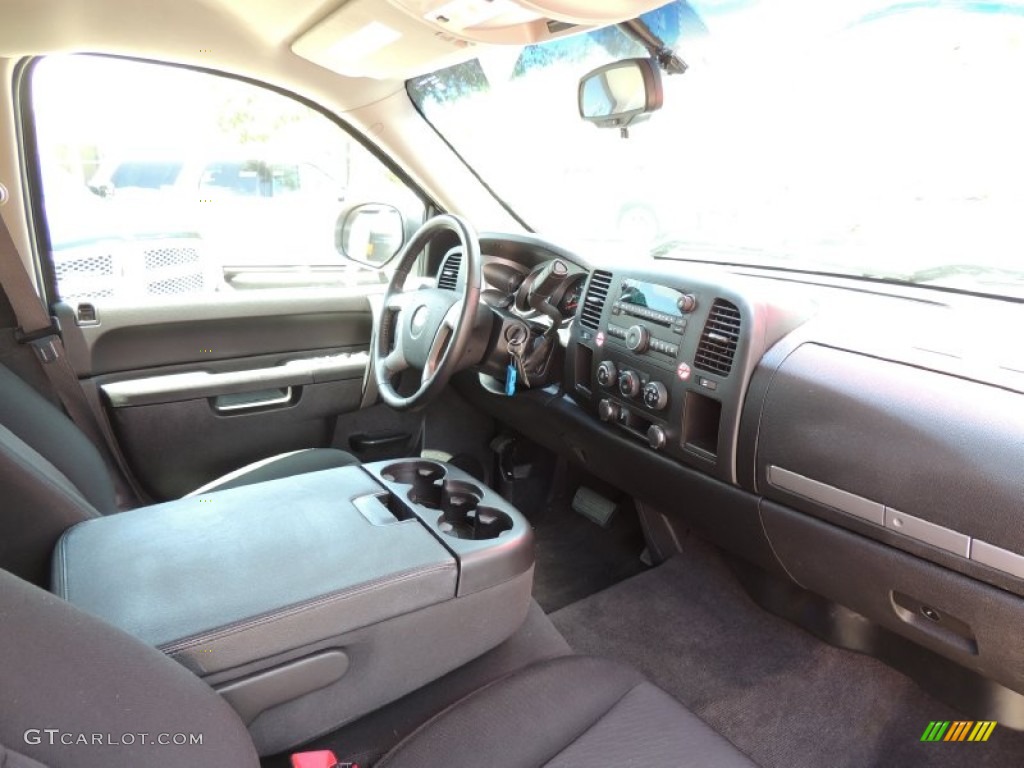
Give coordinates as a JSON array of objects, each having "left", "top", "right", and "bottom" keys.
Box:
[
  {"left": 578, "top": 58, "right": 664, "bottom": 137},
  {"left": 620, "top": 18, "right": 688, "bottom": 76}
]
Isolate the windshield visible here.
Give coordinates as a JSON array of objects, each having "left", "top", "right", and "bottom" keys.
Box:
[{"left": 408, "top": 0, "right": 1024, "bottom": 298}]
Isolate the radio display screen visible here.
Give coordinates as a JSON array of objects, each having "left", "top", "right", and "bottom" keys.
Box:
[{"left": 619, "top": 279, "right": 682, "bottom": 317}]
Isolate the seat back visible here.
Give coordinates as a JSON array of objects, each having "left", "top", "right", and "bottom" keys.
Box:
[
  {"left": 0, "top": 363, "right": 115, "bottom": 585},
  {"left": 0, "top": 568, "right": 259, "bottom": 768}
]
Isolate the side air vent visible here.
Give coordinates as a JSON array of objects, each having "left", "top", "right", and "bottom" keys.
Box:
[
  {"left": 437, "top": 250, "right": 462, "bottom": 291},
  {"left": 694, "top": 299, "right": 741, "bottom": 376},
  {"left": 579, "top": 270, "right": 612, "bottom": 330}
]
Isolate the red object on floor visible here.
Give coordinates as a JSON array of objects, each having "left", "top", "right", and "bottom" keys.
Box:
[{"left": 290, "top": 750, "right": 338, "bottom": 768}]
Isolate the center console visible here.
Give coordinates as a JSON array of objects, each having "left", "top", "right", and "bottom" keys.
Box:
[
  {"left": 567, "top": 269, "right": 761, "bottom": 483},
  {"left": 52, "top": 461, "right": 533, "bottom": 755}
]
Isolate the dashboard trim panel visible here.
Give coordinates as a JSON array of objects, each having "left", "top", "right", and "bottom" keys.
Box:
[
  {"left": 767, "top": 465, "right": 884, "bottom": 526},
  {"left": 973, "top": 540, "right": 1024, "bottom": 582}
]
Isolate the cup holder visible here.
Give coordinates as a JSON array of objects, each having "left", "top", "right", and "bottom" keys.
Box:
[
  {"left": 437, "top": 491, "right": 513, "bottom": 541},
  {"left": 379, "top": 461, "right": 513, "bottom": 540},
  {"left": 380, "top": 460, "right": 447, "bottom": 486}
]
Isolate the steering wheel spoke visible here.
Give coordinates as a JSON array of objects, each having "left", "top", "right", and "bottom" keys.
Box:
[
  {"left": 424, "top": 299, "right": 462, "bottom": 378},
  {"left": 384, "top": 291, "right": 415, "bottom": 314},
  {"left": 382, "top": 345, "right": 409, "bottom": 377}
]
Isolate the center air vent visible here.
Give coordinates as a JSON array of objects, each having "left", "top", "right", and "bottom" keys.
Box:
[
  {"left": 579, "top": 270, "right": 612, "bottom": 330},
  {"left": 437, "top": 250, "right": 462, "bottom": 291},
  {"left": 694, "top": 299, "right": 741, "bottom": 376}
]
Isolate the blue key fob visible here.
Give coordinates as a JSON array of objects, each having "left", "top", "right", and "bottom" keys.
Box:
[{"left": 505, "top": 363, "right": 517, "bottom": 396}]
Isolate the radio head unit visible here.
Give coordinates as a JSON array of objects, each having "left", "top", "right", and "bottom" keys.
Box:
[{"left": 617, "top": 279, "right": 694, "bottom": 324}]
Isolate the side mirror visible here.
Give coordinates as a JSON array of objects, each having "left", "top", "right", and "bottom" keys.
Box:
[
  {"left": 336, "top": 203, "right": 405, "bottom": 267},
  {"left": 578, "top": 58, "right": 663, "bottom": 131}
]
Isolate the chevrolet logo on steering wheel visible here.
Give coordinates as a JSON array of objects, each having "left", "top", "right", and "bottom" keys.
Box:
[{"left": 410, "top": 305, "right": 429, "bottom": 336}]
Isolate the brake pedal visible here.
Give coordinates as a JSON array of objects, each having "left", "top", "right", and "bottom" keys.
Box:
[{"left": 572, "top": 486, "right": 617, "bottom": 528}]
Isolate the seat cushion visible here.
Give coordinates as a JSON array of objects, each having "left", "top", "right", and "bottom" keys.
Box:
[
  {"left": 376, "top": 656, "right": 756, "bottom": 768},
  {"left": 187, "top": 447, "right": 360, "bottom": 495}
]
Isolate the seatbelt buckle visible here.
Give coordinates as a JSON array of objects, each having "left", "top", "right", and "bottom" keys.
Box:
[
  {"left": 289, "top": 750, "right": 359, "bottom": 768},
  {"left": 15, "top": 316, "right": 62, "bottom": 363}
]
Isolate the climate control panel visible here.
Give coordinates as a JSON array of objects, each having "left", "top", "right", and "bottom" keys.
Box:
[
  {"left": 642, "top": 381, "right": 668, "bottom": 411},
  {"left": 596, "top": 360, "right": 617, "bottom": 388},
  {"left": 594, "top": 358, "right": 676, "bottom": 451},
  {"left": 600, "top": 366, "right": 671, "bottom": 411},
  {"left": 618, "top": 370, "right": 642, "bottom": 399}
]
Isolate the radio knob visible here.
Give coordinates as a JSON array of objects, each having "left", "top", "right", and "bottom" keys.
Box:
[
  {"left": 625, "top": 324, "right": 650, "bottom": 353},
  {"left": 618, "top": 370, "right": 641, "bottom": 398},
  {"left": 647, "top": 425, "right": 668, "bottom": 450},
  {"left": 596, "top": 360, "right": 618, "bottom": 388},
  {"left": 598, "top": 399, "right": 620, "bottom": 422},
  {"left": 677, "top": 294, "right": 697, "bottom": 313},
  {"left": 642, "top": 381, "right": 669, "bottom": 411}
]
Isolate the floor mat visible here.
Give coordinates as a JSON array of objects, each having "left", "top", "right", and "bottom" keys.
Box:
[
  {"left": 529, "top": 493, "right": 648, "bottom": 613},
  {"left": 550, "top": 538, "right": 1024, "bottom": 768}
]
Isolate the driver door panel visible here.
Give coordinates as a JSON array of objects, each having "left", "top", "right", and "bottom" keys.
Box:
[
  {"left": 24, "top": 54, "right": 432, "bottom": 500},
  {"left": 55, "top": 293, "right": 374, "bottom": 377},
  {"left": 55, "top": 293, "right": 420, "bottom": 500}
]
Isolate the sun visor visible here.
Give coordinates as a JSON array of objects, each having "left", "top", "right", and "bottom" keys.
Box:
[{"left": 292, "top": 0, "right": 673, "bottom": 79}]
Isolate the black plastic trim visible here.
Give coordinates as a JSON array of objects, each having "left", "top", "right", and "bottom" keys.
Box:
[
  {"left": 754, "top": 501, "right": 1024, "bottom": 728},
  {"left": 454, "top": 372, "right": 784, "bottom": 575}
]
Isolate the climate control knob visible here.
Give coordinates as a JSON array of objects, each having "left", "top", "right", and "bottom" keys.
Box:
[
  {"left": 618, "top": 370, "right": 641, "bottom": 398},
  {"left": 625, "top": 325, "right": 650, "bottom": 353},
  {"left": 642, "top": 381, "right": 669, "bottom": 411},
  {"left": 596, "top": 360, "right": 618, "bottom": 388},
  {"left": 598, "top": 399, "right": 620, "bottom": 422},
  {"left": 647, "top": 425, "right": 668, "bottom": 450}
]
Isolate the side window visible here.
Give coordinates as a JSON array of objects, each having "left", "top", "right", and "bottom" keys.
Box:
[{"left": 30, "top": 56, "right": 424, "bottom": 303}]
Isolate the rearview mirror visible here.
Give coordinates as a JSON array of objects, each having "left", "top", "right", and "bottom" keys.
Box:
[
  {"left": 336, "top": 203, "right": 405, "bottom": 267},
  {"left": 578, "top": 58, "right": 663, "bottom": 131}
]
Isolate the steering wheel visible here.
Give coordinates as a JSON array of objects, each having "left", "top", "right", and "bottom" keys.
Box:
[{"left": 374, "top": 214, "right": 482, "bottom": 411}]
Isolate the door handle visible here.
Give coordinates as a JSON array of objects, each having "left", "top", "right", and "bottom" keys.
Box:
[
  {"left": 349, "top": 432, "right": 412, "bottom": 451},
  {"left": 212, "top": 387, "right": 293, "bottom": 413}
]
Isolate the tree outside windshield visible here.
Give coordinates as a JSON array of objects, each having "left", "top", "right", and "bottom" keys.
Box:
[{"left": 408, "top": 0, "right": 1024, "bottom": 298}]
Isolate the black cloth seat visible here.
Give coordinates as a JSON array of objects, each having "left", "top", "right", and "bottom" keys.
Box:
[
  {"left": 0, "top": 361, "right": 359, "bottom": 585},
  {"left": 0, "top": 568, "right": 754, "bottom": 768},
  {"left": 0, "top": 568, "right": 260, "bottom": 768},
  {"left": 377, "top": 655, "right": 756, "bottom": 768}
]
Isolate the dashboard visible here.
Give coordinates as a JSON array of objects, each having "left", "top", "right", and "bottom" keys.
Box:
[
  {"left": 440, "top": 234, "right": 808, "bottom": 483},
  {"left": 444, "top": 231, "right": 1024, "bottom": 730}
]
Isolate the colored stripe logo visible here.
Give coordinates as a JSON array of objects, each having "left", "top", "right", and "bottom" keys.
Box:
[{"left": 921, "top": 721, "right": 997, "bottom": 742}]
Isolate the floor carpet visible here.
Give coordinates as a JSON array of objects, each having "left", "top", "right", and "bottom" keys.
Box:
[
  {"left": 529, "top": 492, "right": 648, "bottom": 613},
  {"left": 550, "top": 538, "right": 1024, "bottom": 768}
]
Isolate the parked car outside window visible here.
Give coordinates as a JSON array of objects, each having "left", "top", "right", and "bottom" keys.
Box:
[{"left": 32, "top": 55, "right": 425, "bottom": 303}]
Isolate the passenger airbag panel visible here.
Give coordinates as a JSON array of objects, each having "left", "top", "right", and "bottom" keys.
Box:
[{"left": 756, "top": 343, "right": 1024, "bottom": 572}]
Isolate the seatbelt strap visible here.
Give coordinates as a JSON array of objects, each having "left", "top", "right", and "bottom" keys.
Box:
[{"left": 0, "top": 209, "right": 143, "bottom": 507}]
